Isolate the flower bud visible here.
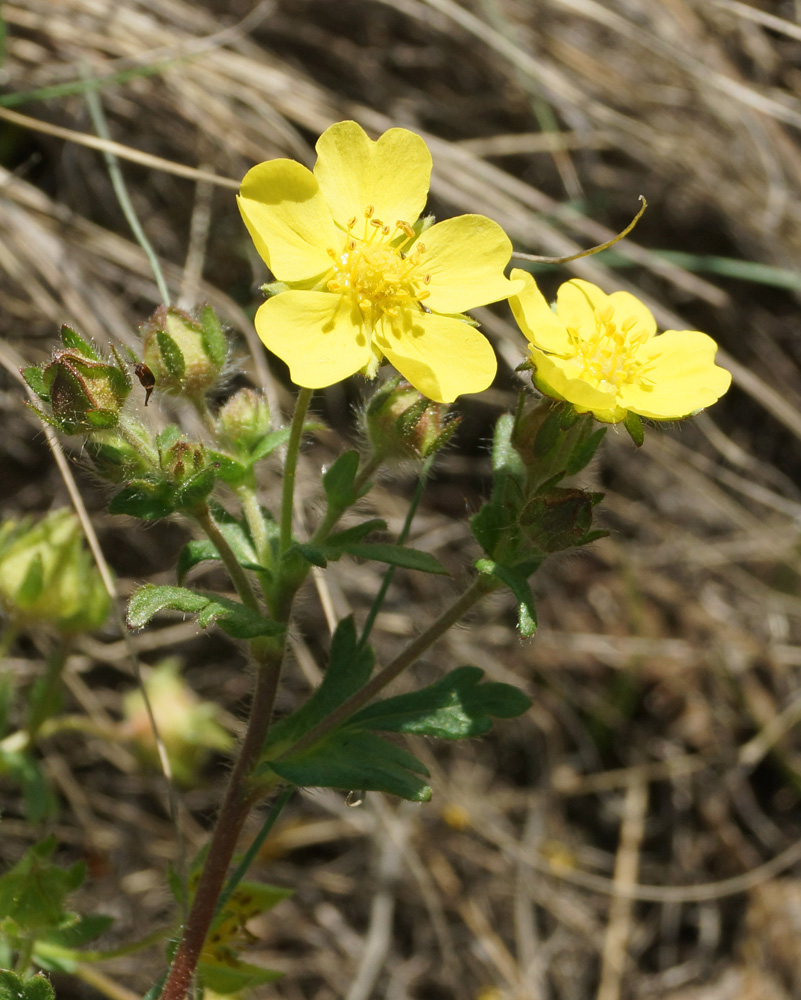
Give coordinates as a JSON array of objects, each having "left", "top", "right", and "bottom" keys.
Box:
[
  {"left": 365, "top": 377, "right": 460, "bottom": 460},
  {"left": 140, "top": 304, "right": 227, "bottom": 399},
  {"left": 519, "top": 487, "right": 603, "bottom": 553},
  {"left": 24, "top": 343, "right": 132, "bottom": 435},
  {"left": 122, "top": 659, "right": 231, "bottom": 784},
  {"left": 216, "top": 389, "right": 272, "bottom": 456},
  {"left": 0, "top": 509, "right": 110, "bottom": 633}
]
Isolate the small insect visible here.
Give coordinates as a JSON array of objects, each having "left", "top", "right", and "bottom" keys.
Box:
[{"left": 134, "top": 363, "right": 156, "bottom": 406}]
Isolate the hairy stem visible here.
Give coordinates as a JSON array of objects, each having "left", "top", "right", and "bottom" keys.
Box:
[
  {"left": 157, "top": 641, "right": 285, "bottom": 1000},
  {"left": 279, "top": 387, "right": 313, "bottom": 554},
  {"left": 193, "top": 504, "right": 261, "bottom": 612}
]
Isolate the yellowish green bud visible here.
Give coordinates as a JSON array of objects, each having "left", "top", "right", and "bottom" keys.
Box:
[
  {"left": 121, "top": 659, "right": 231, "bottom": 784},
  {"left": 141, "top": 305, "right": 227, "bottom": 399},
  {"left": 216, "top": 389, "right": 272, "bottom": 455},
  {"left": 365, "top": 377, "right": 460, "bottom": 460},
  {"left": 0, "top": 509, "right": 110, "bottom": 633}
]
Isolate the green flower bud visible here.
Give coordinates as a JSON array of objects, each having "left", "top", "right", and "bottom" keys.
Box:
[
  {"left": 141, "top": 304, "right": 227, "bottom": 399},
  {"left": 519, "top": 487, "right": 605, "bottom": 553},
  {"left": 0, "top": 509, "right": 110, "bottom": 633},
  {"left": 365, "top": 377, "right": 460, "bottom": 460},
  {"left": 122, "top": 659, "right": 231, "bottom": 784},
  {"left": 24, "top": 340, "right": 132, "bottom": 435},
  {"left": 216, "top": 389, "right": 272, "bottom": 456}
]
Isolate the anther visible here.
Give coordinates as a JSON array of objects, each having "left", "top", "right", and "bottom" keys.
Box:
[
  {"left": 347, "top": 216, "right": 357, "bottom": 229},
  {"left": 364, "top": 205, "right": 375, "bottom": 219}
]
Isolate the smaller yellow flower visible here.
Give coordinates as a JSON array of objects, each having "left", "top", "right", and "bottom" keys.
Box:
[
  {"left": 509, "top": 271, "right": 732, "bottom": 423},
  {"left": 238, "top": 121, "right": 523, "bottom": 403}
]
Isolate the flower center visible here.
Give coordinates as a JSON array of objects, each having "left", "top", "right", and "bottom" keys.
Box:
[
  {"left": 569, "top": 305, "right": 651, "bottom": 391},
  {"left": 326, "top": 206, "right": 431, "bottom": 319}
]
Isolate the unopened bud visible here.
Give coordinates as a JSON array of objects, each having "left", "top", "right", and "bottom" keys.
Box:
[
  {"left": 24, "top": 334, "right": 132, "bottom": 435},
  {"left": 216, "top": 389, "right": 272, "bottom": 456},
  {"left": 122, "top": 659, "right": 231, "bottom": 784},
  {"left": 0, "top": 509, "right": 110, "bottom": 633},
  {"left": 141, "top": 305, "right": 227, "bottom": 399},
  {"left": 365, "top": 377, "right": 460, "bottom": 460},
  {"left": 519, "top": 487, "right": 603, "bottom": 553}
]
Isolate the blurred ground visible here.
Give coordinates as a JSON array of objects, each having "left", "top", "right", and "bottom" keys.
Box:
[{"left": 3, "top": 1, "right": 801, "bottom": 998}]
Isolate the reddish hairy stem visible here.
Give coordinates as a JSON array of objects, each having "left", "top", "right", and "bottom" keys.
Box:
[{"left": 158, "top": 648, "right": 283, "bottom": 1000}]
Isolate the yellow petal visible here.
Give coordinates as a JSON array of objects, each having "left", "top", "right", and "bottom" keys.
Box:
[
  {"left": 555, "top": 279, "right": 608, "bottom": 334},
  {"left": 606, "top": 290, "right": 657, "bottom": 340},
  {"left": 374, "top": 312, "right": 497, "bottom": 403},
  {"left": 509, "top": 270, "right": 572, "bottom": 354},
  {"left": 314, "top": 121, "right": 432, "bottom": 230},
  {"left": 415, "top": 216, "right": 523, "bottom": 314},
  {"left": 531, "top": 349, "right": 624, "bottom": 421},
  {"left": 254, "top": 291, "right": 372, "bottom": 388},
  {"left": 238, "top": 160, "right": 339, "bottom": 281},
  {"left": 619, "top": 330, "right": 732, "bottom": 418}
]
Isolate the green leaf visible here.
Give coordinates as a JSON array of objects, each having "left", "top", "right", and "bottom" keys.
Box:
[
  {"left": 60, "top": 325, "right": 98, "bottom": 360},
  {"left": 40, "top": 913, "right": 113, "bottom": 949},
  {"left": 198, "top": 959, "right": 283, "bottom": 994},
  {"left": 156, "top": 330, "right": 185, "bottom": 380},
  {"left": 173, "top": 465, "right": 217, "bottom": 510},
  {"left": 156, "top": 424, "right": 183, "bottom": 451},
  {"left": 270, "top": 729, "right": 432, "bottom": 802},
  {"left": 261, "top": 617, "right": 373, "bottom": 754},
  {"left": 206, "top": 450, "right": 248, "bottom": 486},
  {"left": 624, "top": 410, "right": 644, "bottom": 447},
  {"left": 352, "top": 665, "right": 531, "bottom": 737},
  {"left": 177, "top": 536, "right": 264, "bottom": 585},
  {"left": 0, "top": 972, "right": 55, "bottom": 1000},
  {"left": 323, "top": 519, "right": 387, "bottom": 547},
  {"left": 21, "top": 366, "right": 50, "bottom": 403},
  {"left": 566, "top": 425, "right": 606, "bottom": 475},
  {"left": 476, "top": 558, "right": 540, "bottom": 637},
  {"left": 126, "top": 584, "right": 283, "bottom": 639},
  {"left": 0, "top": 836, "right": 84, "bottom": 934},
  {"left": 199, "top": 305, "right": 228, "bottom": 367},
  {"left": 108, "top": 482, "right": 176, "bottom": 520},
  {"left": 331, "top": 542, "right": 448, "bottom": 575},
  {"left": 322, "top": 450, "right": 364, "bottom": 509},
  {"left": 249, "top": 427, "right": 294, "bottom": 462}
]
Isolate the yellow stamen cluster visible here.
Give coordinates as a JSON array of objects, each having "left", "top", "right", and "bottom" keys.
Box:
[
  {"left": 568, "top": 305, "right": 653, "bottom": 391},
  {"left": 326, "top": 205, "right": 431, "bottom": 319}
]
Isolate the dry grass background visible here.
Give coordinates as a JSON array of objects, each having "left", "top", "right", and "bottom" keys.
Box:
[{"left": 3, "top": 1, "right": 801, "bottom": 998}]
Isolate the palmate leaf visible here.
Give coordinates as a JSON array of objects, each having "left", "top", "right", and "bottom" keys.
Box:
[
  {"left": 0, "top": 836, "right": 84, "bottom": 934},
  {"left": 0, "top": 972, "right": 54, "bottom": 1000},
  {"left": 127, "top": 584, "right": 283, "bottom": 639},
  {"left": 262, "top": 642, "right": 531, "bottom": 801},
  {"left": 352, "top": 665, "right": 532, "bottom": 738}
]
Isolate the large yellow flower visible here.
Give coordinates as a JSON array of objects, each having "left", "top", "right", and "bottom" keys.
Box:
[
  {"left": 509, "top": 271, "right": 732, "bottom": 423},
  {"left": 238, "top": 121, "right": 523, "bottom": 403}
]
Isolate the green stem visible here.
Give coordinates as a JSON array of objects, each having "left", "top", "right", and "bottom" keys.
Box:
[
  {"left": 236, "top": 485, "right": 271, "bottom": 568},
  {"left": 308, "top": 451, "right": 384, "bottom": 547},
  {"left": 280, "top": 387, "right": 313, "bottom": 554},
  {"left": 158, "top": 640, "right": 286, "bottom": 1000},
  {"left": 35, "top": 926, "right": 171, "bottom": 965},
  {"left": 193, "top": 504, "right": 260, "bottom": 613},
  {"left": 359, "top": 454, "right": 434, "bottom": 648},
  {"left": 275, "top": 574, "right": 496, "bottom": 765}
]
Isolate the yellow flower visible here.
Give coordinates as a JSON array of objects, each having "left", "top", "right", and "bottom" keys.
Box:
[
  {"left": 238, "top": 121, "right": 522, "bottom": 403},
  {"left": 509, "top": 271, "right": 732, "bottom": 423}
]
